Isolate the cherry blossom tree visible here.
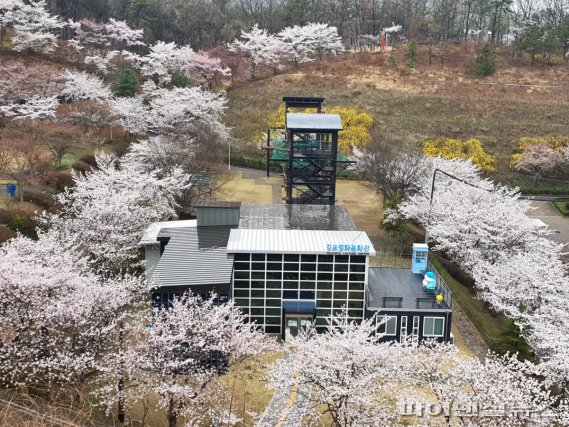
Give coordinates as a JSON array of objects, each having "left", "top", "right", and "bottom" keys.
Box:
[
  {"left": 385, "top": 158, "right": 541, "bottom": 270},
  {"left": 229, "top": 25, "right": 292, "bottom": 78},
  {"left": 124, "top": 41, "right": 230, "bottom": 87},
  {"left": 0, "top": 230, "right": 146, "bottom": 389},
  {"left": 278, "top": 23, "right": 344, "bottom": 64},
  {"left": 68, "top": 18, "right": 143, "bottom": 50},
  {"left": 2, "top": 0, "right": 64, "bottom": 53},
  {"left": 386, "top": 156, "right": 569, "bottom": 385},
  {"left": 109, "top": 86, "right": 228, "bottom": 138},
  {"left": 269, "top": 311, "right": 395, "bottom": 426},
  {"left": 394, "top": 343, "right": 567, "bottom": 426},
  {"left": 84, "top": 50, "right": 121, "bottom": 75},
  {"left": 60, "top": 70, "right": 112, "bottom": 102},
  {"left": 301, "top": 22, "right": 344, "bottom": 59},
  {"left": 0, "top": 60, "right": 64, "bottom": 102},
  {"left": 514, "top": 142, "right": 566, "bottom": 177},
  {"left": 99, "top": 294, "right": 274, "bottom": 427},
  {"left": 104, "top": 18, "right": 144, "bottom": 49},
  {"left": 278, "top": 24, "right": 316, "bottom": 65},
  {"left": 0, "top": 95, "right": 59, "bottom": 123},
  {"left": 43, "top": 153, "right": 190, "bottom": 271},
  {"left": 268, "top": 311, "right": 568, "bottom": 426}
]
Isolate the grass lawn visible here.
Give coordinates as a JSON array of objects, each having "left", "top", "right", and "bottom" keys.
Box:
[{"left": 553, "top": 200, "right": 569, "bottom": 216}]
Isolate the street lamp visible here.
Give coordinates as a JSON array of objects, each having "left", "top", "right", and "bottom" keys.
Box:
[
  {"left": 424, "top": 168, "right": 494, "bottom": 244},
  {"left": 227, "top": 140, "right": 231, "bottom": 171}
]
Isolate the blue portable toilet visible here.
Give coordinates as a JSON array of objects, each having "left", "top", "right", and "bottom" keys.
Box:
[
  {"left": 7, "top": 184, "right": 16, "bottom": 198},
  {"left": 412, "top": 243, "right": 429, "bottom": 275}
]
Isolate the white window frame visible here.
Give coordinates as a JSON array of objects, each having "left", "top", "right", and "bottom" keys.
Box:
[
  {"left": 400, "top": 316, "right": 408, "bottom": 342},
  {"left": 377, "top": 315, "right": 397, "bottom": 336},
  {"left": 423, "top": 316, "right": 445, "bottom": 337}
]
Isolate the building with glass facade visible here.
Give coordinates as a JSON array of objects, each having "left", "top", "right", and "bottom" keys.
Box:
[{"left": 140, "top": 202, "right": 453, "bottom": 342}]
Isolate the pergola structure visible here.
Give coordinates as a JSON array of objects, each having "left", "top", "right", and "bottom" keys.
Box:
[{"left": 263, "top": 96, "right": 353, "bottom": 206}]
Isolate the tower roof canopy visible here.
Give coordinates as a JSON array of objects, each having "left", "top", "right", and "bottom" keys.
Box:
[{"left": 286, "top": 113, "right": 343, "bottom": 131}]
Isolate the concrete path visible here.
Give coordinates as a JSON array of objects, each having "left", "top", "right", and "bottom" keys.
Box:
[
  {"left": 530, "top": 201, "right": 569, "bottom": 246},
  {"left": 451, "top": 303, "right": 489, "bottom": 359},
  {"left": 256, "top": 346, "right": 299, "bottom": 427}
]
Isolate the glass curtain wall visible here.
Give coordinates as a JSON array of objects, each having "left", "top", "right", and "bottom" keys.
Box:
[{"left": 232, "top": 253, "right": 367, "bottom": 334}]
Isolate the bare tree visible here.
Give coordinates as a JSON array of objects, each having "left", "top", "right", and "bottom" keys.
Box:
[
  {"left": 10, "top": 139, "right": 50, "bottom": 203},
  {"left": 0, "top": 138, "right": 15, "bottom": 177},
  {"left": 45, "top": 132, "right": 77, "bottom": 169},
  {"left": 353, "top": 137, "right": 427, "bottom": 202}
]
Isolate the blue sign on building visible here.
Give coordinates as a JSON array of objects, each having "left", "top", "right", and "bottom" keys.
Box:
[{"left": 326, "top": 243, "right": 370, "bottom": 255}]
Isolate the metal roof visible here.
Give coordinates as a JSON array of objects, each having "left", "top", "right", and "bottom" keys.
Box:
[
  {"left": 139, "top": 219, "right": 197, "bottom": 246},
  {"left": 286, "top": 113, "right": 343, "bottom": 131},
  {"left": 196, "top": 200, "right": 241, "bottom": 208},
  {"left": 239, "top": 204, "right": 356, "bottom": 231},
  {"left": 151, "top": 226, "right": 234, "bottom": 288},
  {"left": 227, "top": 229, "right": 375, "bottom": 255},
  {"left": 367, "top": 268, "right": 450, "bottom": 310}
]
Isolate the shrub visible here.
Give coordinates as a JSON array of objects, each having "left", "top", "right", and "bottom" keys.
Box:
[
  {"left": 474, "top": 43, "right": 496, "bottom": 77},
  {"left": 266, "top": 105, "right": 374, "bottom": 154},
  {"left": 171, "top": 73, "right": 190, "bottom": 88},
  {"left": 112, "top": 70, "right": 140, "bottom": 97},
  {"left": 43, "top": 172, "right": 74, "bottom": 192},
  {"left": 423, "top": 138, "right": 497, "bottom": 171},
  {"left": 535, "top": 54, "right": 565, "bottom": 66},
  {"left": 405, "top": 40, "right": 419, "bottom": 65},
  {"left": 0, "top": 225, "right": 16, "bottom": 244},
  {"left": 23, "top": 191, "right": 56, "bottom": 210},
  {"left": 7, "top": 214, "right": 37, "bottom": 239},
  {"left": 79, "top": 153, "right": 98, "bottom": 167}
]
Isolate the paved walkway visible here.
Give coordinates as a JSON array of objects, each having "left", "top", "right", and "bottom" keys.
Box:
[
  {"left": 451, "top": 303, "right": 489, "bottom": 359},
  {"left": 256, "top": 346, "right": 298, "bottom": 427},
  {"left": 530, "top": 201, "right": 569, "bottom": 246}
]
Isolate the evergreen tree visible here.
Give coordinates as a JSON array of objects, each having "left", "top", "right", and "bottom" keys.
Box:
[
  {"left": 474, "top": 43, "right": 496, "bottom": 76},
  {"left": 112, "top": 70, "right": 140, "bottom": 97},
  {"left": 170, "top": 73, "right": 190, "bottom": 88},
  {"left": 404, "top": 40, "right": 419, "bottom": 71}
]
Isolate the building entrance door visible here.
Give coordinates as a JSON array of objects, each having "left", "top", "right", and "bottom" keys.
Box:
[{"left": 284, "top": 314, "right": 313, "bottom": 341}]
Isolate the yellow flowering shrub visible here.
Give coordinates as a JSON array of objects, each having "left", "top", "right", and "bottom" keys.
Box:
[
  {"left": 266, "top": 105, "right": 374, "bottom": 154},
  {"left": 423, "top": 138, "right": 497, "bottom": 171},
  {"left": 511, "top": 135, "right": 569, "bottom": 167}
]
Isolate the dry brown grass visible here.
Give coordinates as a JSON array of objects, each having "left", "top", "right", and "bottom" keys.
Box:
[
  {"left": 212, "top": 172, "right": 275, "bottom": 204},
  {"left": 226, "top": 47, "right": 569, "bottom": 174}
]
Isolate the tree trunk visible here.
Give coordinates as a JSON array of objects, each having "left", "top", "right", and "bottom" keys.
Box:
[
  {"left": 18, "top": 181, "right": 24, "bottom": 203},
  {"left": 117, "top": 377, "right": 125, "bottom": 424},
  {"left": 168, "top": 398, "right": 177, "bottom": 427}
]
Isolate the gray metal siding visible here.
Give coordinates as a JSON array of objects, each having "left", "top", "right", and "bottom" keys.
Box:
[
  {"left": 197, "top": 207, "right": 240, "bottom": 227},
  {"left": 145, "top": 246, "right": 161, "bottom": 280}
]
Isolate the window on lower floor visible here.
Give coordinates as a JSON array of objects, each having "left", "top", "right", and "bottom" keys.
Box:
[
  {"left": 423, "top": 317, "right": 445, "bottom": 337},
  {"left": 377, "top": 315, "right": 397, "bottom": 336}
]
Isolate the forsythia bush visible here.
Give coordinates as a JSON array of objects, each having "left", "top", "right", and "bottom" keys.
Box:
[
  {"left": 423, "top": 138, "right": 497, "bottom": 171},
  {"left": 267, "top": 105, "right": 374, "bottom": 154}
]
